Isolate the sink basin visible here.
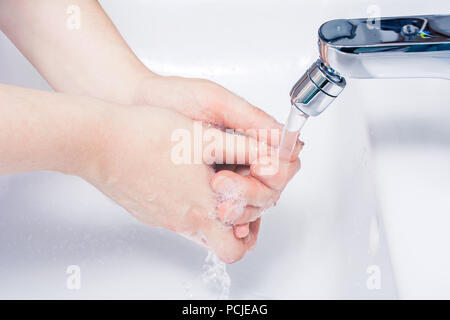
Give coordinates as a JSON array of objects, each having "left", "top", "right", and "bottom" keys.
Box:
[
  {"left": 0, "top": 0, "right": 448, "bottom": 299},
  {"left": 360, "top": 78, "right": 450, "bottom": 299}
]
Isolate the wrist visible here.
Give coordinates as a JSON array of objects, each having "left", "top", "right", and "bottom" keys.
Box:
[
  {"left": 131, "top": 72, "right": 166, "bottom": 106},
  {"left": 58, "top": 99, "right": 114, "bottom": 181},
  {"left": 0, "top": 84, "right": 112, "bottom": 178},
  {"left": 110, "top": 68, "right": 160, "bottom": 105}
]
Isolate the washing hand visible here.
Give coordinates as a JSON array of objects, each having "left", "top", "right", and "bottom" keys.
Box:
[
  {"left": 0, "top": 84, "right": 283, "bottom": 263},
  {"left": 94, "top": 92, "right": 302, "bottom": 261},
  {"left": 0, "top": 0, "right": 304, "bottom": 260},
  {"left": 89, "top": 103, "right": 274, "bottom": 263},
  {"left": 133, "top": 75, "right": 303, "bottom": 239}
]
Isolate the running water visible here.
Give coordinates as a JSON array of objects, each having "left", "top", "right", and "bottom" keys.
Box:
[
  {"left": 183, "top": 250, "right": 231, "bottom": 299},
  {"left": 183, "top": 106, "right": 306, "bottom": 300},
  {"left": 279, "top": 106, "right": 308, "bottom": 161},
  {"left": 201, "top": 250, "right": 231, "bottom": 300}
]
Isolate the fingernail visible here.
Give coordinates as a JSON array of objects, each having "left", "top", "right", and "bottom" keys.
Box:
[{"left": 234, "top": 225, "right": 250, "bottom": 238}]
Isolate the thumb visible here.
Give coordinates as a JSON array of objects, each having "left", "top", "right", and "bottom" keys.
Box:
[{"left": 219, "top": 89, "right": 283, "bottom": 146}]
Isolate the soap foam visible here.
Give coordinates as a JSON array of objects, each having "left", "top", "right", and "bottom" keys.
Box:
[{"left": 214, "top": 176, "right": 247, "bottom": 224}]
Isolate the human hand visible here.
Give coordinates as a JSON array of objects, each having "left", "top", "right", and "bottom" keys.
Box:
[
  {"left": 1, "top": 0, "right": 302, "bottom": 260},
  {"left": 0, "top": 82, "right": 273, "bottom": 263},
  {"left": 134, "top": 75, "right": 304, "bottom": 237},
  {"left": 211, "top": 140, "right": 303, "bottom": 239},
  {"left": 84, "top": 103, "right": 274, "bottom": 263}
]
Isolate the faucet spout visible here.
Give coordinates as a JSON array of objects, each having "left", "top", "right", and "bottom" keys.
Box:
[
  {"left": 318, "top": 15, "right": 450, "bottom": 79},
  {"left": 290, "top": 59, "right": 346, "bottom": 117}
]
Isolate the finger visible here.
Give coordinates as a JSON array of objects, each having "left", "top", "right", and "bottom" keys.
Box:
[
  {"left": 251, "top": 157, "right": 301, "bottom": 191},
  {"left": 216, "top": 199, "right": 246, "bottom": 224},
  {"left": 242, "top": 126, "right": 282, "bottom": 148},
  {"left": 233, "top": 205, "right": 263, "bottom": 225},
  {"left": 288, "top": 140, "right": 305, "bottom": 161},
  {"left": 279, "top": 130, "right": 299, "bottom": 161},
  {"left": 211, "top": 170, "right": 280, "bottom": 209},
  {"left": 217, "top": 199, "right": 263, "bottom": 225},
  {"left": 216, "top": 86, "right": 283, "bottom": 146},
  {"left": 234, "top": 223, "right": 250, "bottom": 238},
  {"left": 202, "top": 127, "right": 276, "bottom": 166},
  {"left": 245, "top": 218, "right": 261, "bottom": 251},
  {"left": 199, "top": 217, "right": 248, "bottom": 264}
]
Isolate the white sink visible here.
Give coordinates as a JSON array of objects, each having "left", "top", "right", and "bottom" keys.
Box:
[
  {"left": 0, "top": 0, "right": 448, "bottom": 299},
  {"left": 359, "top": 78, "right": 450, "bottom": 299}
]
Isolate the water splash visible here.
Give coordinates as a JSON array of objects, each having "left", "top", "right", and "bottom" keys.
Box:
[
  {"left": 182, "top": 251, "right": 231, "bottom": 299},
  {"left": 201, "top": 250, "right": 231, "bottom": 300}
]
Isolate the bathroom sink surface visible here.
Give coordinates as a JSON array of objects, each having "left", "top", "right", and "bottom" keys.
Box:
[{"left": 0, "top": 0, "right": 448, "bottom": 299}]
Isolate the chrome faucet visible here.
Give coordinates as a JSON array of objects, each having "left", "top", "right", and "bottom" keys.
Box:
[{"left": 290, "top": 14, "right": 450, "bottom": 117}]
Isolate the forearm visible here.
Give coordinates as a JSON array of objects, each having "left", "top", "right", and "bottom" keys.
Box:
[
  {"left": 0, "top": 83, "right": 105, "bottom": 176},
  {"left": 0, "top": 0, "right": 154, "bottom": 104}
]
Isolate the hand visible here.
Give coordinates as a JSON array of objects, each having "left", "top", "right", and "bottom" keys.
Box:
[
  {"left": 84, "top": 103, "right": 271, "bottom": 263},
  {"left": 0, "top": 0, "right": 303, "bottom": 243},
  {"left": 1, "top": 0, "right": 302, "bottom": 261},
  {"left": 134, "top": 75, "right": 303, "bottom": 238},
  {"left": 0, "top": 83, "right": 269, "bottom": 263},
  {"left": 135, "top": 75, "right": 282, "bottom": 142},
  {"left": 211, "top": 140, "right": 303, "bottom": 239}
]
